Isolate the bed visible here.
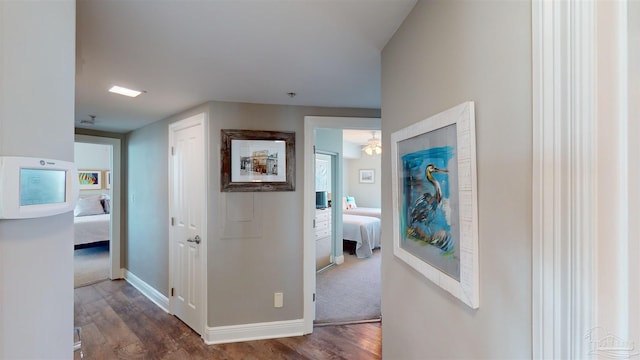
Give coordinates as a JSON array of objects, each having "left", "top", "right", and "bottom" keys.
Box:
[
  {"left": 74, "top": 194, "right": 111, "bottom": 248},
  {"left": 344, "top": 207, "right": 381, "bottom": 219},
  {"left": 74, "top": 213, "right": 110, "bottom": 247},
  {"left": 342, "top": 214, "right": 381, "bottom": 258}
]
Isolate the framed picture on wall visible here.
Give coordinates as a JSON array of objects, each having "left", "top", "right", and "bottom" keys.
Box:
[
  {"left": 221, "top": 129, "right": 295, "bottom": 192},
  {"left": 391, "top": 101, "right": 479, "bottom": 309},
  {"left": 78, "top": 170, "right": 102, "bottom": 190},
  {"left": 359, "top": 169, "right": 375, "bottom": 183},
  {"left": 105, "top": 170, "right": 111, "bottom": 190}
]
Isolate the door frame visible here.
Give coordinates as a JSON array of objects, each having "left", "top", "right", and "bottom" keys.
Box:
[
  {"left": 315, "top": 150, "right": 340, "bottom": 269},
  {"left": 167, "top": 112, "right": 209, "bottom": 336},
  {"left": 303, "top": 116, "right": 381, "bottom": 333},
  {"left": 74, "top": 134, "right": 122, "bottom": 279},
  {"left": 532, "top": 0, "right": 637, "bottom": 357}
]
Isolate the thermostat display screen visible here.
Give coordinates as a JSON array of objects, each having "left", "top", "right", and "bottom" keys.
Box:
[{"left": 20, "top": 168, "right": 66, "bottom": 206}]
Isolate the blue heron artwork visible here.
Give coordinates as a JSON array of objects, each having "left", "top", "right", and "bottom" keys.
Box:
[
  {"left": 402, "top": 146, "right": 456, "bottom": 257},
  {"left": 397, "top": 123, "right": 460, "bottom": 280}
]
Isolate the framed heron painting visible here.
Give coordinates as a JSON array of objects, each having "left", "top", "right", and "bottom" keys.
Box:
[{"left": 391, "top": 101, "right": 479, "bottom": 309}]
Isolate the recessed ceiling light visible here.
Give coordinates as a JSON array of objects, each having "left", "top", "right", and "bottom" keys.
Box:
[{"left": 109, "top": 85, "right": 142, "bottom": 98}]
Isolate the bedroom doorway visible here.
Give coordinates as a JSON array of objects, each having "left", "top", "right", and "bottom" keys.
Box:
[
  {"left": 303, "top": 116, "right": 381, "bottom": 332},
  {"left": 74, "top": 135, "right": 122, "bottom": 285}
]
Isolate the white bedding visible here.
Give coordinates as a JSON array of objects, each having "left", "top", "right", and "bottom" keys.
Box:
[
  {"left": 344, "top": 207, "right": 381, "bottom": 219},
  {"left": 343, "top": 214, "right": 381, "bottom": 258},
  {"left": 74, "top": 214, "right": 110, "bottom": 246}
]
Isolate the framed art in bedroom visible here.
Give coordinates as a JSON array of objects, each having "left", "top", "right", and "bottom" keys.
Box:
[
  {"left": 359, "top": 169, "right": 375, "bottom": 184},
  {"left": 221, "top": 129, "right": 295, "bottom": 192},
  {"left": 78, "top": 170, "right": 102, "bottom": 190},
  {"left": 105, "top": 170, "right": 111, "bottom": 190},
  {"left": 391, "top": 101, "right": 479, "bottom": 309}
]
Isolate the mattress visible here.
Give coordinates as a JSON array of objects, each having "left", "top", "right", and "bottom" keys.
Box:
[
  {"left": 342, "top": 214, "right": 381, "bottom": 258},
  {"left": 74, "top": 213, "right": 110, "bottom": 245},
  {"left": 344, "top": 207, "right": 381, "bottom": 219}
]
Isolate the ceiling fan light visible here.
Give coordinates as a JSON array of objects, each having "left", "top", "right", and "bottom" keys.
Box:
[{"left": 361, "top": 131, "right": 382, "bottom": 156}]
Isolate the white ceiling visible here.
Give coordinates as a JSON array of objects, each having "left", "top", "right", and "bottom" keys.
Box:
[
  {"left": 343, "top": 129, "right": 381, "bottom": 145},
  {"left": 75, "top": 0, "right": 416, "bottom": 133}
]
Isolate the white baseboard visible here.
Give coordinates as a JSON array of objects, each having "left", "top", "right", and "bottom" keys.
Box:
[
  {"left": 204, "top": 319, "right": 305, "bottom": 345},
  {"left": 123, "top": 269, "right": 170, "bottom": 313},
  {"left": 335, "top": 254, "right": 345, "bottom": 265}
]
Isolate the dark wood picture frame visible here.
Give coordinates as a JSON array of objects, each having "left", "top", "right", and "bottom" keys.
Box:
[{"left": 221, "top": 129, "right": 295, "bottom": 192}]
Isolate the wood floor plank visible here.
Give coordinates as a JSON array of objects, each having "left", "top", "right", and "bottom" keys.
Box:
[
  {"left": 74, "top": 280, "right": 381, "bottom": 359},
  {"left": 104, "top": 290, "right": 181, "bottom": 358},
  {"left": 82, "top": 298, "right": 142, "bottom": 352}
]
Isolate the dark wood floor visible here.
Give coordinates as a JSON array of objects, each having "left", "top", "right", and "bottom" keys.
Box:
[{"left": 74, "top": 280, "right": 381, "bottom": 359}]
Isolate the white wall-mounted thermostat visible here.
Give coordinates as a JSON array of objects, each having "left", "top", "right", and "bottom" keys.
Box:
[{"left": 0, "top": 156, "right": 79, "bottom": 219}]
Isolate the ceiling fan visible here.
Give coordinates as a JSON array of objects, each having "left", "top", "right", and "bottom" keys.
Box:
[{"left": 362, "top": 131, "right": 382, "bottom": 155}]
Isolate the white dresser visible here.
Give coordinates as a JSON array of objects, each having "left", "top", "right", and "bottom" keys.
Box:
[{"left": 315, "top": 208, "right": 332, "bottom": 270}]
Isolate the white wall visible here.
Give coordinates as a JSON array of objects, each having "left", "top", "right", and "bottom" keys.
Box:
[
  {"left": 75, "top": 142, "right": 112, "bottom": 196},
  {"left": 346, "top": 153, "right": 381, "bottom": 208},
  {"left": 342, "top": 141, "right": 361, "bottom": 159},
  {"left": 75, "top": 142, "right": 110, "bottom": 170},
  {"left": 381, "top": 1, "right": 532, "bottom": 358},
  {"left": 0, "top": 1, "right": 76, "bottom": 358}
]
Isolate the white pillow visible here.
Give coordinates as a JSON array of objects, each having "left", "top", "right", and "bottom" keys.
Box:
[{"left": 74, "top": 195, "right": 105, "bottom": 216}]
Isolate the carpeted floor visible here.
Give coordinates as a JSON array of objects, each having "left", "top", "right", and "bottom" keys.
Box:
[
  {"left": 74, "top": 243, "right": 110, "bottom": 288},
  {"left": 315, "top": 249, "right": 381, "bottom": 324}
]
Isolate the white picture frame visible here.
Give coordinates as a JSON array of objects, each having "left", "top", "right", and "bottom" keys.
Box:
[
  {"left": 359, "top": 169, "right": 375, "bottom": 183},
  {"left": 390, "top": 101, "right": 479, "bottom": 309}
]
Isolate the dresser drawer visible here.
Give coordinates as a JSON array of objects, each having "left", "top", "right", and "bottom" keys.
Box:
[
  {"left": 315, "top": 228, "right": 330, "bottom": 239},
  {"left": 315, "top": 219, "right": 330, "bottom": 231},
  {"left": 315, "top": 210, "right": 330, "bottom": 222}
]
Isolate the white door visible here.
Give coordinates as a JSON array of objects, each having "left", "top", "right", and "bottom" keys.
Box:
[{"left": 169, "top": 113, "right": 207, "bottom": 334}]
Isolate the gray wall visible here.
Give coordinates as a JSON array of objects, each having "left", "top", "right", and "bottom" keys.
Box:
[
  {"left": 380, "top": 1, "right": 532, "bottom": 358},
  {"left": 0, "top": 1, "right": 76, "bottom": 357},
  {"left": 127, "top": 118, "right": 171, "bottom": 293},
  {"left": 126, "top": 101, "right": 379, "bottom": 326}
]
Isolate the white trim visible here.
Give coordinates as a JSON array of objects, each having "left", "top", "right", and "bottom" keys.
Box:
[
  {"left": 334, "top": 254, "right": 344, "bottom": 265},
  {"left": 204, "top": 319, "right": 305, "bottom": 345},
  {"left": 595, "top": 0, "right": 632, "bottom": 344},
  {"left": 303, "top": 116, "right": 381, "bottom": 333},
  {"left": 167, "top": 112, "right": 209, "bottom": 336},
  {"left": 124, "top": 269, "right": 169, "bottom": 312},
  {"left": 74, "top": 134, "right": 122, "bottom": 280},
  {"left": 532, "top": 0, "right": 596, "bottom": 358}
]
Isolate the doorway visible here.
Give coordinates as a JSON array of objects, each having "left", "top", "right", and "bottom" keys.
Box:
[
  {"left": 74, "top": 134, "right": 122, "bottom": 283},
  {"left": 315, "top": 152, "right": 337, "bottom": 272},
  {"left": 168, "top": 113, "right": 208, "bottom": 336},
  {"left": 303, "top": 116, "right": 382, "bottom": 333}
]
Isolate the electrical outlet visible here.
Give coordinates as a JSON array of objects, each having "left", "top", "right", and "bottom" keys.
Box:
[{"left": 274, "top": 292, "right": 283, "bottom": 308}]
